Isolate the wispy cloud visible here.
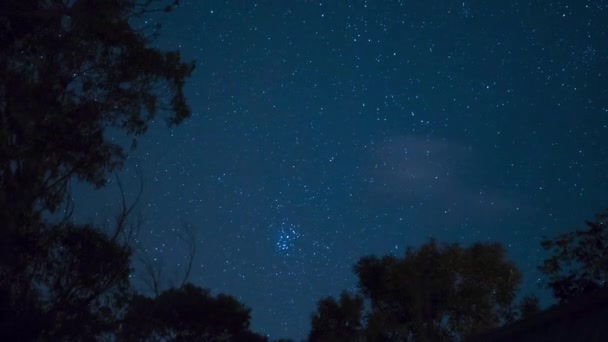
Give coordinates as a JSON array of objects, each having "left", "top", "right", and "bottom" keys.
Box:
[{"left": 365, "top": 135, "right": 521, "bottom": 223}]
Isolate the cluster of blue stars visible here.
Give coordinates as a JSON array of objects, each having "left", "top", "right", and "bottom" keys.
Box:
[{"left": 273, "top": 221, "right": 302, "bottom": 255}]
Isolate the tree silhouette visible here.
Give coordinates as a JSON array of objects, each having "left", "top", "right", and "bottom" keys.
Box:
[
  {"left": 309, "top": 239, "right": 524, "bottom": 341},
  {"left": 308, "top": 291, "right": 364, "bottom": 342},
  {"left": 539, "top": 208, "right": 608, "bottom": 303},
  {"left": 517, "top": 295, "right": 540, "bottom": 320},
  {"left": 0, "top": 222, "right": 132, "bottom": 340},
  {"left": 0, "top": 0, "right": 194, "bottom": 339},
  {"left": 120, "top": 283, "right": 268, "bottom": 341},
  {"left": 0, "top": 0, "right": 194, "bottom": 226}
]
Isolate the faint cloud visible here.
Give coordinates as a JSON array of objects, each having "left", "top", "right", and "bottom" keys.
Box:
[{"left": 365, "top": 135, "right": 519, "bottom": 221}]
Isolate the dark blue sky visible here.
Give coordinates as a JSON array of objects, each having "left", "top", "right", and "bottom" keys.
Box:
[{"left": 75, "top": 0, "right": 607, "bottom": 339}]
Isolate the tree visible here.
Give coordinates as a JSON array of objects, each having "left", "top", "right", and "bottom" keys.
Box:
[
  {"left": 358, "top": 240, "right": 521, "bottom": 341},
  {"left": 518, "top": 295, "right": 540, "bottom": 320},
  {"left": 539, "top": 208, "right": 608, "bottom": 303},
  {"left": 0, "top": 0, "right": 194, "bottom": 227},
  {"left": 0, "top": 0, "right": 194, "bottom": 339},
  {"left": 119, "top": 283, "right": 268, "bottom": 342},
  {"left": 0, "top": 222, "right": 132, "bottom": 341},
  {"left": 308, "top": 291, "right": 364, "bottom": 342},
  {"left": 0, "top": 171, "right": 144, "bottom": 340},
  {"left": 309, "top": 240, "right": 524, "bottom": 342}
]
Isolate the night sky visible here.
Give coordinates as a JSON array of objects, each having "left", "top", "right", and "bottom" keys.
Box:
[{"left": 73, "top": 0, "right": 607, "bottom": 340}]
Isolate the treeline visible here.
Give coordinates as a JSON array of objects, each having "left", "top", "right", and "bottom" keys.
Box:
[
  {"left": 1, "top": 1, "right": 607, "bottom": 341},
  {"left": 307, "top": 210, "right": 608, "bottom": 341}
]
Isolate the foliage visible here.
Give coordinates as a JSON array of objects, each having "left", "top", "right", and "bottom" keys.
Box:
[
  {"left": 539, "top": 209, "right": 608, "bottom": 303},
  {"left": 0, "top": 0, "right": 194, "bottom": 226},
  {"left": 0, "top": 0, "right": 273, "bottom": 339},
  {"left": 120, "top": 283, "right": 268, "bottom": 342},
  {"left": 309, "top": 239, "right": 524, "bottom": 342},
  {"left": 308, "top": 291, "right": 364, "bottom": 342},
  {"left": 0, "top": 223, "right": 132, "bottom": 340},
  {"left": 518, "top": 295, "right": 540, "bottom": 320},
  {"left": 0, "top": 0, "right": 195, "bottom": 339}
]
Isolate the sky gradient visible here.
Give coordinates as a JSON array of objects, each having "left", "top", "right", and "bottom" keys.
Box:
[{"left": 74, "top": 0, "right": 607, "bottom": 339}]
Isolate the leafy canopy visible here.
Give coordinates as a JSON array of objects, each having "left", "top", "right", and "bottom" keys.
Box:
[
  {"left": 121, "top": 283, "right": 268, "bottom": 342},
  {"left": 0, "top": 0, "right": 194, "bottom": 223},
  {"left": 0, "top": 223, "right": 132, "bottom": 340},
  {"left": 309, "top": 291, "right": 364, "bottom": 342},
  {"left": 309, "top": 239, "right": 524, "bottom": 342},
  {"left": 0, "top": 0, "right": 194, "bottom": 340},
  {"left": 539, "top": 209, "right": 608, "bottom": 303}
]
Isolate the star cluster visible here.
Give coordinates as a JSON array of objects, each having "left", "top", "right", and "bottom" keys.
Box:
[{"left": 272, "top": 220, "right": 302, "bottom": 255}]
